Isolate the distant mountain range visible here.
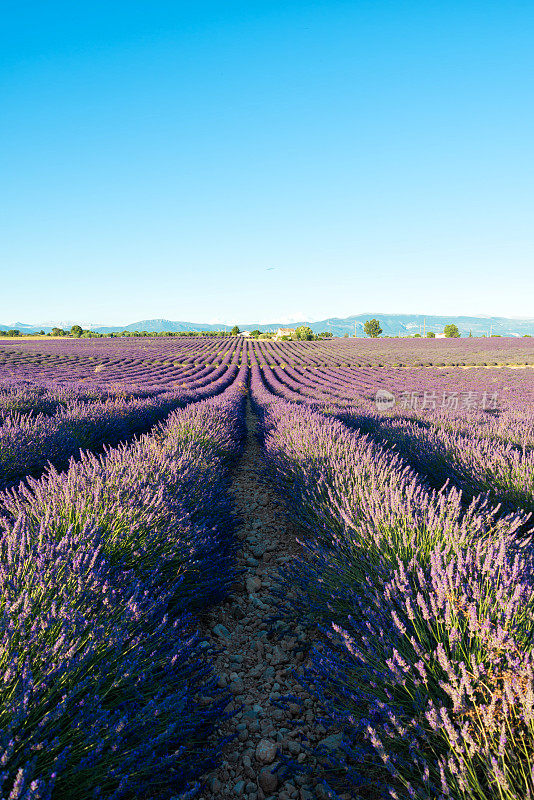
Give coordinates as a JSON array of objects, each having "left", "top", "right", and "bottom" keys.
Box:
[{"left": 1, "top": 314, "right": 534, "bottom": 337}]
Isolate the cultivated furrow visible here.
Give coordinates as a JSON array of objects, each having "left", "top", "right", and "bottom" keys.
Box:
[{"left": 199, "top": 400, "right": 343, "bottom": 800}]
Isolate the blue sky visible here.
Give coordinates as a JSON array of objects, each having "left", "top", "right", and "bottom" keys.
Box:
[{"left": 1, "top": 0, "right": 533, "bottom": 325}]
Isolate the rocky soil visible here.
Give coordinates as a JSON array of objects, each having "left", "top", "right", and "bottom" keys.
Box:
[{"left": 197, "top": 402, "right": 344, "bottom": 800}]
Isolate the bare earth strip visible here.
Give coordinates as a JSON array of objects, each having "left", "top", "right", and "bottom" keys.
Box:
[{"left": 198, "top": 400, "right": 341, "bottom": 800}]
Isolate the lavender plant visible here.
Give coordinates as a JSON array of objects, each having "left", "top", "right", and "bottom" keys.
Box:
[
  {"left": 0, "top": 362, "right": 242, "bottom": 492},
  {"left": 0, "top": 374, "right": 247, "bottom": 798},
  {"left": 251, "top": 366, "right": 534, "bottom": 799}
]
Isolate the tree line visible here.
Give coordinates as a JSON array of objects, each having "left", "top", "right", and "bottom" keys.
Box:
[
  {"left": 363, "top": 319, "right": 462, "bottom": 338},
  {"left": 2, "top": 322, "right": 529, "bottom": 339}
]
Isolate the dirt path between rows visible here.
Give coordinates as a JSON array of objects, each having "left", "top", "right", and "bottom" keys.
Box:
[{"left": 198, "top": 400, "right": 342, "bottom": 800}]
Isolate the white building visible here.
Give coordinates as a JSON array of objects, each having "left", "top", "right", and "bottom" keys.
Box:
[{"left": 275, "top": 327, "right": 296, "bottom": 339}]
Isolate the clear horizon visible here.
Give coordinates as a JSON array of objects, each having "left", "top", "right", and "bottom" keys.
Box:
[
  {"left": 2, "top": 1, "right": 533, "bottom": 324},
  {"left": 3, "top": 310, "right": 534, "bottom": 330}
]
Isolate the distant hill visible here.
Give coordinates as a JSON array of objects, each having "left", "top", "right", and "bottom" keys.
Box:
[
  {"left": 300, "top": 313, "right": 534, "bottom": 338},
  {"left": 111, "top": 318, "right": 225, "bottom": 334},
  {"left": 1, "top": 314, "right": 534, "bottom": 337}
]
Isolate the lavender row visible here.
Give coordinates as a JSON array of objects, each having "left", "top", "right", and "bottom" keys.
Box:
[
  {"left": 246, "top": 338, "right": 534, "bottom": 366},
  {"left": 0, "top": 378, "right": 171, "bottom": 423},
  {"left": 0, "top": 371, "right": 247, "bottom": 799},
  {"left": 331, "top": 405, "right": 534, "bottom": 515},
  {"left": 259, "top": 361, "right": 534, "bottom": 415},
  {"left": 245, "top": 338, "right": 534, "bottom": 367},
  {"left": 251, "top": 366, "right": 534, "bottom": 800},
  {"left": 255, "top": 362, "right": 534, "bottom": 515},
  {"left": 2, "top": 337, "right": 532, "bottom": 375},
  {"left": 0, "top": 338, "right": 250, "bottom": 386},
  {"left": 0, "top": 364, "right": 240, "bottom": 491}
]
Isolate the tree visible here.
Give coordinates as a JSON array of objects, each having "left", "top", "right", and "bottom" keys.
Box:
[
  {"left": 250, "top": 330, "right": 261, "bottom": 338},
  {"left": 230, "top": 325, "right": 240, "bottom": 336},
  {"left": 7, "top": 329, "right": 20, "bottom": 337},
  {"left": 51, "top": 327, "right": 65, "bottom": 337},
  {"left": 38, "top": 330, "right": 45, "bottom": 335},
  {"left": 364, "top": 319, "right": 382, "bottom": 338},
  {"left": 444, "top": 324, "right": 460, "bottom": 338},
  {"left": 318, "top": 331, "right": 333, "bottom": 338},
  {"left": 295, "top": 325, "right": 314, "bottom": 340},
  {"left": 70, "top": 324, "right": 83, "bottom": 337},
  {"left": 426, "top": 331, "right": 436, "bottom": 338}
]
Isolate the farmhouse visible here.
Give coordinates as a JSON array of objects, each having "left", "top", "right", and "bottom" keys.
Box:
[{"left": 275, "top": 327, "right": 296, "bottom": 339}]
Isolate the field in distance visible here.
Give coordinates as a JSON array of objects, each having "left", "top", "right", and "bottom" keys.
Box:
[{"left": 0, "top": 333, "right": 533, "bottom": 373}]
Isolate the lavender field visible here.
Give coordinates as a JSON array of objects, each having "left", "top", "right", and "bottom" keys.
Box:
[{"left": 0, "top": 335, "right": 533, "bottom": 799}]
